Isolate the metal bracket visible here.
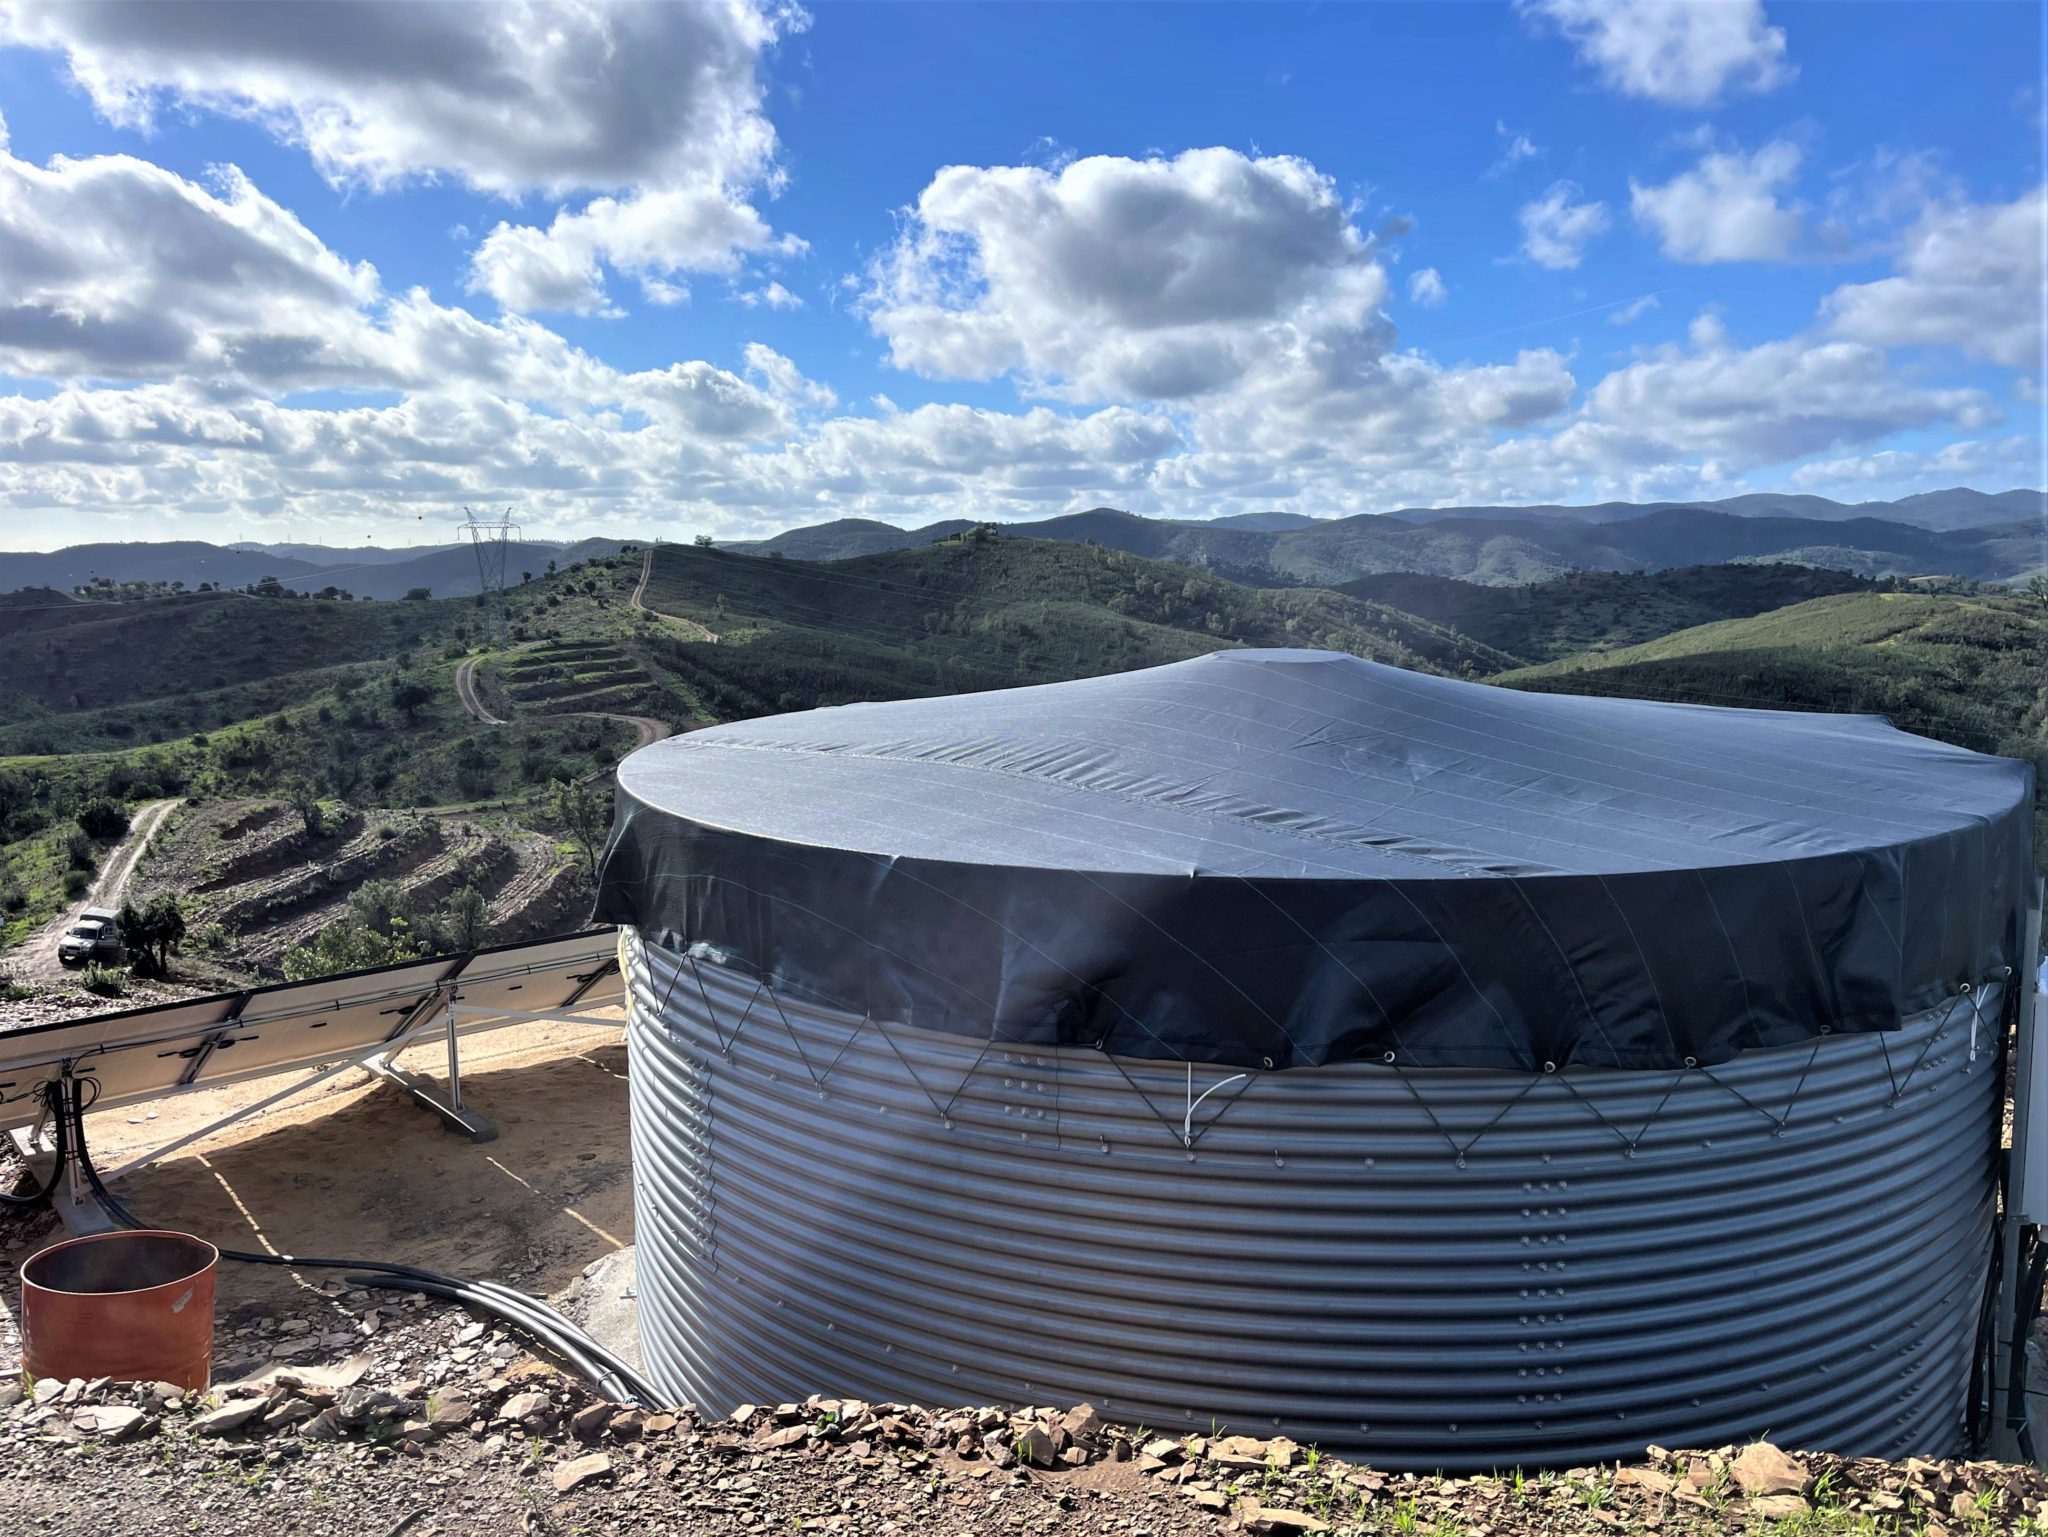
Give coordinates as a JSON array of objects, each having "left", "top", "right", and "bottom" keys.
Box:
[
  {"left": 8, "top": 1124, "right": 117, "bottom": 1238},
  {"left": 364, "top": 1004, "right": 498, "bottom": 1142}
]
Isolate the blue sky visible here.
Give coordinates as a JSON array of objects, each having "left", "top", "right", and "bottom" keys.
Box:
[{"left": 0, "top": 0, "right": 2039, "bottom": 550}]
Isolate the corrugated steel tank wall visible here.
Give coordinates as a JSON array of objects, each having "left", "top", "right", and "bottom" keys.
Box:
[{"left": 624, "top": 935, "right": 2001, "bottom": 1470}]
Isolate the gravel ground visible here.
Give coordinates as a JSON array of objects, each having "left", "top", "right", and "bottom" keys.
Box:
[{"left": 0, "top": 1200, "right": 2038, "bottom": 1537}]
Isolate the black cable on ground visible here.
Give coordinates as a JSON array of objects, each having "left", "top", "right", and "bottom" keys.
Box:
[{"left": 59, "top": 1076, "right": 661, "bottom": 1407}]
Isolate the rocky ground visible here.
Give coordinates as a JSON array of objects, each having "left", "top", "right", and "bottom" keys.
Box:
[{"left": 0, "top": 1223, "right": 2038, "bottom": 1537}]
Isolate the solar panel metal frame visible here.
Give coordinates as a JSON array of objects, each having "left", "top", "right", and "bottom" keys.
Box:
[{"left": 0, "top": 929, "right": 624, "bottom": 1133}]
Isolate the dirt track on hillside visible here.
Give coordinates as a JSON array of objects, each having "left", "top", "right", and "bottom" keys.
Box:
[
  {"left": 453, "top": 651, "right": 670, "bottom": 762},
  {"left": 14, "top": 797, "right": 176, "bottom": 982}
]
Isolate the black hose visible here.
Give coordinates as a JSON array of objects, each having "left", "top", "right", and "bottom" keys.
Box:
[
  {"left": 0, "top": 1082, "right": 69, "bottom": 1209},
  {"left": 344, "top": 1273, "right": 650, "bottom": 1405},
  {"left": 60, "top": 1077, "right": 659, "bottom": 1407}
]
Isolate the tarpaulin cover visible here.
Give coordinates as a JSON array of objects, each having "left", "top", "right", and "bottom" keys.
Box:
[{"left": 593, "top": 649, "right": 2036, "bottom": 1070}]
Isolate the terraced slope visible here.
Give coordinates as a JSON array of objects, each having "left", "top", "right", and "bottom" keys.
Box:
[{"left": 633, "top": 534, "right": 1522, "bottom": 721}]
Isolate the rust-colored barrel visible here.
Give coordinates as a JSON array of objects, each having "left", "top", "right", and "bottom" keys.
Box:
[{"left": 21, "top": 1230, "right": 218, "bottom": 1389}]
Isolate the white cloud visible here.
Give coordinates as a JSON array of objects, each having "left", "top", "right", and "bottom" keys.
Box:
[
  {"left": 1519, "top": 182, "right": 1610, "bottom": 269},
  {"left": 1788, "top": 438, "right": 2044, "bottom": 498},
  {"left": 1488, "top": 120, "right": 1541, "bottom": 178},
  {"left": 1631, "top": 141, "right": 1804, "bottom": 263},
  {"left": 738, "top": 281, "right": 804, "bottom": 311},
  {"left": 0, "top": 0, "right": 807, "bottom": 317},
  {"left": 1609, "top": 294, "right": 1660, "bottom": 325},
  {"left": 0, "top": 140, "right": 380, "bottom": 386},
  {"left": 468, "top": 186, "right": 798, "bottom": 315},
  {"left": 1408, "top": 267, "right": 1449, "bottom": 307},
  {"left": 1519, "top": 0, "right": 1792, "bottom": 107},
  {"left": 861, "top": 148, "right": 1384, "bottom": 401},
  {"left": 0, "top": 130, "right": 2026, "bottom": 548},
  {"left": 1570, "top": 312, "right": 1996, "bottom": 463},
  {"left": 1822, "top": 184, "right": 2045, "bottom": 369}
]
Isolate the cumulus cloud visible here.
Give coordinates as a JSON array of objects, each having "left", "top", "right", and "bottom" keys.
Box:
[
  {"left": 1822, "top": 184, "right": 2045, "bottom": 369},
  {"left": 0, "top": 123, "right": 2023, "bottom": 545},
  {"left": 1569, "top": 312, "right": 1995, "bottom": 463},
  {"left": 1631, "top": 141, "right": 1804, "bottom": 263},
  {"left": 1789, "top": 438, "right": 2044, "bottom": 497},
  {"left": 1407, "top": 268, "right": 1449, "bottom": 307},
  {"left": 0, "top": 0, "right": 806, "bottom": 316},
  {"left": 1519, "top": 0, "right": 1792, "bottom": 107},
  {"left": 0, "top": 140, "right": 380, "bottom": 386},
  {"left": 861, "top": 148, "right": 1384, "bottom": 401},
  {"left": 1519, "top": 182, "right": 1610, "bottom": 269}
]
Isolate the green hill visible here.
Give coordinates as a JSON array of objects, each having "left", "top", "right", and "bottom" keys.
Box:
[
  {"left": 0, "top": 588, "right": 464, "bottom": 735},
  {"left": 1494, "top": 592, "right": 2047, "bottom": 763},
  {"left": 1339, "top": 565, "right": 1877, "bottom": 664},
  {"left": 631, "top": 531, "right": 1520, "bottom": 719}
]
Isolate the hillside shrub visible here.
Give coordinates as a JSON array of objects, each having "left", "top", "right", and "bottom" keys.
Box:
[
  {"left": 62, "top": 870, "right": 89, "bottom": 900},
  {"left": 81, "top": 962, "right": 125, "bottom": 998},
  {"left": 75, "top": 798, "right": 129, "bottom": 841},
  {"left": 65, "top": 829, "right": 97, "bottom": 870},
  {"left": 118, "top": 894, "right": 187, "bottom": 978}
]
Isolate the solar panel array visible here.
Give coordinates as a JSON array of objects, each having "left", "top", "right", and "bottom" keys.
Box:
[{"left": 0, "top": 930, "right": 624, "bottom": 1132}]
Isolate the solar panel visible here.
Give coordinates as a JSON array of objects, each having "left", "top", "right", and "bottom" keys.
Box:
[{"left": 0, "top": 929, "right": 623, "bottom": 1133}]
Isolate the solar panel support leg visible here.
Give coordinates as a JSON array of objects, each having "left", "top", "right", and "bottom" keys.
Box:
[
  {"left": 8, "top": 1124, "right": 117, "bottom": 1238},
  {"left": 1990, "top": 885, "right": 2045, "bottom": 1464},
  {"left": 366, "top": 1005, "right": 497, "bottom": 1143}
]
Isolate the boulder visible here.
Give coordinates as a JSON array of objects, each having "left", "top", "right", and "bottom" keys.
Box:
[{"left": 1731, "top": 1442, "right": 1811, "bottom": 1498}]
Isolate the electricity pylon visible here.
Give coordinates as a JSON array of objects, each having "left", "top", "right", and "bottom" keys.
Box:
[{"left": 460, "top": 506, "right": 520, "bottom": 638}]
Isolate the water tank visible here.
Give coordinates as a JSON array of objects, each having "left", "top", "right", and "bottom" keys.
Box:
[{"left": 597, "top": 650, "right": 2034, "bottom": 1468}]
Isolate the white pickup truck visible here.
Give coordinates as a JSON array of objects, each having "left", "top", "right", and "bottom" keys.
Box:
[{"left": 57, "top": 907, "right": 122, "bottom": 967}]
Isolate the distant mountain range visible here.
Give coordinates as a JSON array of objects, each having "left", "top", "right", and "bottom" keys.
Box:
[
  {"left": 4, "top": 489, "right": 2040, "bottom": 596},
  {"left": 728, "top": 498, "right": 2043, "bottom": 587},
  {"left": 727, "top": 487, "right": 2045, "bottom": 558},
  {"left": 1, "top": 538, "right": 625, "bottom": 601}
]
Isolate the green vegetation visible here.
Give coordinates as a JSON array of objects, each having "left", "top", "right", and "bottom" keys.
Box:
[
  {"left": 280, "top": 874, "right": 497, "bottom": 981},
  {"left": 117, "top": 893, "right": 187, "bottom": 978},
  {"left": 5, "top": 532, "right": 2043, "bottom": 989},
  {"left": 0, "top": 818, "right": 75, "bottom": 949},
  {"left": 1339, "top": 564, "right": 1876, "bottom": 663},
  {"left": 552, "top": 778, "right": 608, "bottom": 880},
  {"left": 1496, "top": 591, "right": 2044, "bottom": 756},
  {"left": 1498, "top": 591, "right": 2048, "bottom": 859},
  {"left": 634, "top": 532, "right": 1517, "bottom": 719}
]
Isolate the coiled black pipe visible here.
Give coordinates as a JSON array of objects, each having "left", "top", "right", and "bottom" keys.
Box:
[{"left": 58, "top": 1076, "right": 662, "bottom": 1407}]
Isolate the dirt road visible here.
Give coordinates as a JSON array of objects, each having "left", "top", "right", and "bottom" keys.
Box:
[
  {"left": 628, "top": 544, "right": 718, "bottom": 641},
  {"left": 453, "top": 653, "right": 670, "bottom": 763},
  {"left": 453, "top": 654, "right": 508, "bottom": 726},
  {"left": 14, "top": 797, "right": 176, "bottom": 982},
  {"left": 629, "top": 544, "right": 654, "bottom": 610}
]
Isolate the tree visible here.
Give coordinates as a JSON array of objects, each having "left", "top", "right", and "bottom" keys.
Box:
[
  {"left": 552, "top": 778, "right": 609, "bottom": 880},
  {"left": 389, "top": 673, "right": 433, "bottom": 724},
  {"left": 2028, "top": 573, "right": 2048, "bottom": 607},
  {"left": 285, "top": 777, "right": 324, "bottom": 836},
  {"left": 443, "top": 885, "right": 489, "bottom": 952},
  {"left": 282, "top": 916, "right": 422, "bottom": 981},
  {"left": 75, "top": 798, "right": 129, "bottom": 841},
  {"left": 404, "top": 586, "right": 432, "bottom": 601},
  {"left": 118, "top": 893, "right": 186, "bottom": 978},
  {"left": 693, "top": 534, "right": 715, "bottom": 548}
]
